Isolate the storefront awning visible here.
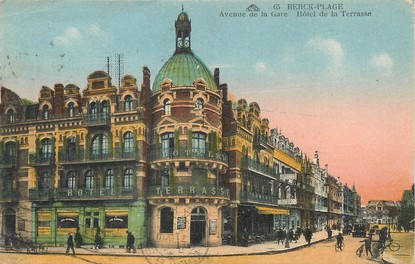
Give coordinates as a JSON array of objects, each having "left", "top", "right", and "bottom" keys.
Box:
[{"left": 256, "top": 206, "right": 290, "bottom": 215}]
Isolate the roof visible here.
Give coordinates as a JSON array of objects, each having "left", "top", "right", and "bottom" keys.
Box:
[{"left": 152, "top": 52, "right": 218, "bottom": 92}]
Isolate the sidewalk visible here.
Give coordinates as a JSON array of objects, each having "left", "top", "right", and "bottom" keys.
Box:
[{"left": 0, "top": 231, "right": 330, "bottom": 257}]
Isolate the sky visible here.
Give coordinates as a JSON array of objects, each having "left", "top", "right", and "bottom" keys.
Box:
[{"left": 0, "top": 0, "right": 413, "bottom": 204}]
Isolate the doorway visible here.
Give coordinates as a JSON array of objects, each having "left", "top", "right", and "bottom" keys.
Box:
[
  {"left": 190, "top": 207, "right": 206, "bottom": 246},
  {"left": 2, "top": 208, "right": 16, "bottom": 237}
]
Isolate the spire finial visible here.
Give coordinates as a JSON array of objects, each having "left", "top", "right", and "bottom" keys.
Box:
[{"left": 182, "top": 4, "right": 184, "bottom": 11}]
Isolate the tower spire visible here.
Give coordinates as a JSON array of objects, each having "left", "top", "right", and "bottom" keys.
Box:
[{"left": 175, "top": 10, "right": 192, "bottom": 54}]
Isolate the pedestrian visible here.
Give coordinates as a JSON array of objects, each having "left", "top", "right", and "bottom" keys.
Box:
[
  {"left": 360, "top": 236, "right": 373, "bottom": 257},
  {"left": 327, "top": 226, "right": 332, "bottom": 239},
  {"left": 288, "top": 228, "right": 294, "bottom": 242},
  {"left": 66, "top": 232, "right": 75, "bottom": 255},
  {"left": 378, "top": 227, "right": 387, "bottom": 248},
  {"left": 126, "top": 231, "right": 136, "bottom": 253},
  {"left": 304, "top": 228, "right": 313, "bottom": 245},
  {"left": 336, "top": 232, "right": 344, "bottom": 251}
]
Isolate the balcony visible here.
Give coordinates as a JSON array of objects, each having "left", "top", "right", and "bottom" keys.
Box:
[
  {"left": 58, "top": 148, "right": 139, "bottom": 164},
  {"left": 0, "top": 188, "right": 17, "bottom": 201},
  {"left": 241, "top": 190, "right": 277, "bottom": 205},
  {"left": 29, "top": 153, "right": 55, "bottom": 167},
  {"left": 28, "top": 189, "right": 54, "bottom": 201},
  {"left": 241, "top": 157, "right": 277, "bottom": 179},
  {"left": 280, "top": 173, "right": 297, "bottom": 181},
  {"left": 149, "top": 148, "right": 228, "bottom": 169},
  {"left": 82, "top": 112, "right": 110, "bottom": 127},
  {"left": 148, "top": 184, "right": 230, "bottom": 199},
  {"left": 0, "top": 156, "right": 17, "bottom": 168},
  {"left": 55, "top": 187, "right": 135, "bottom": 201},
  {"left": 314, "top": 204, "right": 328, "bottom": 212},
  {"left": 253, "top": 134, "right": 268, "bottom": 149}
]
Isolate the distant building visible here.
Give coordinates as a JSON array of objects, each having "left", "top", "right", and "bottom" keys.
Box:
[{"left": 363, "top": 200, "right": 400, "bottom": 226}]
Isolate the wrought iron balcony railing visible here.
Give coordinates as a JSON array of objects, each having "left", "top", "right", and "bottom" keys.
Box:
[
  {"left": 241, "top": 190, "right": 277, "bottom": 204},
  {"left": 148, "top": 184, "right": 230, "bottom": 198},
  {"left": 149, "top": 147, "right": 228, "bottom": 164},
  {"left": 58, "top": 148, "right": 139, "bottom": 164},
  {"left": 28, "top": 153, "right": 55, "bottom": 166},
  {"left": 0, "top": 156, "right": 17, "bottom": 168},
  {"left": 253, "top": 134, "right": 269, "bottom": 149},
  {"left": 241, "top": 157, "right": 277, "bottom": 178},
  {"left": 82, "top": 112, "right": 110, "bottom": 127}
]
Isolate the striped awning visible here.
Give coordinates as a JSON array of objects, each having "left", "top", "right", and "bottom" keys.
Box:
[{"left": 256, "top": 206, "right": 290, "bottom": 215}]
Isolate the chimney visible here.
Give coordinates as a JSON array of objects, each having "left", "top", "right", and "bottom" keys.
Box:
[
  {"left": 220, "top": 83, "right": 228, "bottom": 102},
  {"left": 54, "top": 83, "right": 64, "bottom": 118},
  {"left": 214, "top": 68, "right": 220, "bottom": 87}
]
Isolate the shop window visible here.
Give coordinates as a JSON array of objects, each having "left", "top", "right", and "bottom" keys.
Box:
[
  {"left": 105, "top": 215, "right": 128, "bottom": 229},
  {"left": 57, "top": 216, "right": 79, "bottom": 228},
  {"left": 160, "top": 207, "right": 174, "bottom": 233},
  {"left": 124, "top": 95, "right": 133, "bottom": 111},
  {"left": 162, "top": 99, "right": 171, "bottom": 115}
]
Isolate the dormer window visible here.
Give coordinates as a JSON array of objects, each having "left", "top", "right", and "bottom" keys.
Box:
[
  {"left": 124, "top": 95, "right": 133, "bottom": 111},
  {"left": 68, "top": 102, "right": 75, "bottom": 117},
  {"left": 42, "top": 105, "right": 49, "bottom": 120},
  {"left": 163, "top": 99, "right": 171, "bottom": 115},
  {"left": 195, "top": 98, "right": 204, "bottom": 110},
  {"left": 6, "top": 109, "right": 14, "bottom": 123}
]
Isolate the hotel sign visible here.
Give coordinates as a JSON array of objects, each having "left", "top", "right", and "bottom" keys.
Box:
[{"left": 152, "top": 185, "right": 230, "bottom": 198}]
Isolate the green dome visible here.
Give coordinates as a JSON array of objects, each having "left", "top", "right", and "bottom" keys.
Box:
[{"left": 152, "top": 52, "right": 218, "bottom": 91}]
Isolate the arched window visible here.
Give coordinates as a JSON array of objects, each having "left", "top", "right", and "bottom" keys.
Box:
[
  {"left": 160, "top": 207, "right": 174, "bottom": 233},
  {"left": 123, "top": 132, "right": 134, "bottom": 154},
  {"left": 84, "top": 170, "right": 94, "bottom": 189},
  {"left": 195, "top": 98, "right": 204, "bottom": 110},
  {"left": 242, "top": 115, "right": 246, "bottom": 127},
  {"left": 5, "top": 141, "right": 16, "bottom": 159},
  {"left": 192, "top": 132, "right": 206, "bottom": 152},
  {"left": 124, "top": 95, "right": 132, "bottom": 111},
  {"left": 91, "top": 134, "right": 108, "bottom": 158},
  {"left": 101, "top": 100, "right": 109, "bottom": 114},
  {"left": 162, "top": 99, "right": 171, "bottom": 115},
  {"left": 7, "top": 109, "right": 14, "bottom": 123},
  {"left": 105, "top": 169, "right": 114, "bottom": 188},
  {"left": 123, "top": 168, "right": 133, "bottom": 188},
  {"left": 68, "top": 102, "right": 75, "bottom": 117},
  {"left": 42, "top": 105, "right": 49, "bottom": 120},
  {"left": 89, "top": 102, "right": 97, "bottom": 117},
  {"left": 67, "top": 171, "right": 76, "bottom": 189},
  {"left": 39, "top": 172, "right": 51, "bottom": 190},
  {"left": 67, "top": 136, "right": 76, "bottom": 160},
  {"left": 41, "top": 138, "right": 52, "bottom": 159}
]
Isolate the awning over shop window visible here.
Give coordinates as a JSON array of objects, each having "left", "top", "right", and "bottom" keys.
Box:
[
  {"left": 256, "top": 206, "right": 290, "bottom": 215},
  {"left": 105, "top": 210, "right": 128, "bottom": 217}
]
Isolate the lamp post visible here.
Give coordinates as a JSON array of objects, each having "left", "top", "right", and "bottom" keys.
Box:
[{"left": 284, "top": 182, "right": 290, "bottom": 248}]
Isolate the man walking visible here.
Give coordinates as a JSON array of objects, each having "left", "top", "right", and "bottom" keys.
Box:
[
  {"left": 360, "top": 236, "right": 373, "bottom": 257},
  {"left": 66, "top": 233, "right": 75, "bottom": 255}
]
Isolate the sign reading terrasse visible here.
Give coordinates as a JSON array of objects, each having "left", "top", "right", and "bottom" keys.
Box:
[{"left": 151, "top": 185, "right": 230, "bottom": 198}]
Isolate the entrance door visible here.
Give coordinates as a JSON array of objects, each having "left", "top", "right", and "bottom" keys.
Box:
[
  {"left": 2, "top": 208, "right": 16, "bottom": 237},
  {"left": 84, "top": 211, "right": 99, "bottom": 244},
  {"left": 190, "top": 207, "right": 206, "bottom": 246}
]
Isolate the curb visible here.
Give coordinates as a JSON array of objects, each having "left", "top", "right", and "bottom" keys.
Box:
[{"left": 0, "top": 238, "right": 330, "bottom": 258}]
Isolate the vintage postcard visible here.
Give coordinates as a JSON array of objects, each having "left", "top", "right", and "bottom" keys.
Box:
[{"left": 0, "top": 0, "right": 413, "bottom": 263}]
